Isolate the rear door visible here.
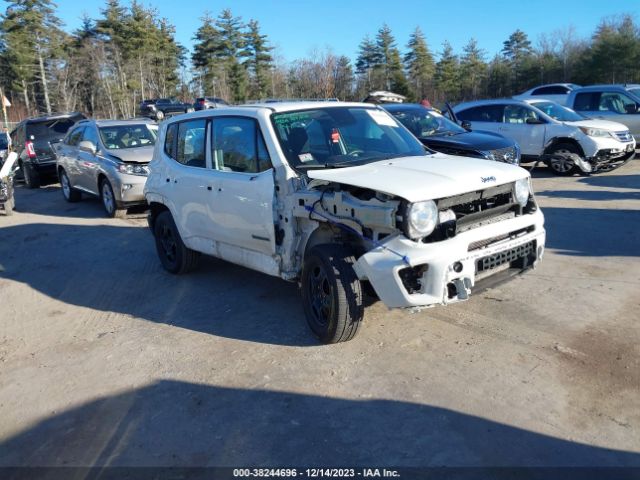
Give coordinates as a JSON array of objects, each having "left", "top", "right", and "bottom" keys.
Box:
[
  {"left": 162, "top": 118, "right": 218, "bottom": 243},
  {"left": 58, "top": 126, "right": 85, "bottom": 187},
  {"left": 455, "top": 104, "right": 505, "bottom": 135}
]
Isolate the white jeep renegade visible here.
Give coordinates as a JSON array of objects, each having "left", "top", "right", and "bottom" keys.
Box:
[{"left": 144, "top": 102, "right": 546, "bottom": 343}]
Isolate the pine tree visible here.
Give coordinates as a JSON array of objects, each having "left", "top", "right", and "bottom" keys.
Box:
[
  {"left": 355, "top": 35, "right": 378, "bottom": 91},
  {"left": 0, "top": 0, "right": 65, "bottom": 114},
  {"left": 374, "top": 24, "right": 408, "bottom": 94},
  {"left": 460, "top": 38, "right": 486, "bottom": 100},
  {"left": 191, "top": 13, "right": 221, "bottom": 97},
  {"left": 243, "top": 20, "right": 273, "bottom": 99},
  {"left": 501, "top": 29, "right": 533, "bottom": 93},
  {"left": 333, "top": 55, "right": 354, "bottom": 100},
  {"left": 215, "top": 9, "right": 248, "bottom": 102},
  {"left": 404, "top": 27, "right": 435, "bottom": 101},
  {"left": 435, "top": 41, "right": 460, "bottom": 101}
]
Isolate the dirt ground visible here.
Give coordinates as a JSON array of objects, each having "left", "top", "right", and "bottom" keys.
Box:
[{"left": 0, "top": 160, "right": 639, "bottom": 468}]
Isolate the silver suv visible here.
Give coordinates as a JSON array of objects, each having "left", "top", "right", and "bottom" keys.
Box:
[
  {"left": 567, "top": 84, "right": 640, "bottom": 143},
  {"left": 55, "top": 119, "right": 158, "bottom": 217}
]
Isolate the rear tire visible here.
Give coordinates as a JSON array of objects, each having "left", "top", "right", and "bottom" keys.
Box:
[
  {"left": 547, "top": 143, "right": 580, "bottom": 176},
  {"left": 59, "top": 169, "right": 81, "bottom": 202},
  {"left": 153, "top": 210, "right": 200, "bottom": 274},
  {"left": 100, "top": 178, "right": 126, "bottom": 218},
  {"left": 301, "top": 244, "right": 364, "bottom": 343},
  {"left": 22, "top": 162, "right": 41, "bottom": 189}
]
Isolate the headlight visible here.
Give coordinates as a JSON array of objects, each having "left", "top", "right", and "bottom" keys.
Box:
[
  {"left": 578, "top": 126, "right": 613, "bottom": 138},
  {"left": 406, "top": 200, "right": 438, "bottom": 239},
  {"left": 118, "top": 164, "right": 149, "bottom": 176},
  {"left": 514, "top": 178, "right": 530, "bottom": 207}
]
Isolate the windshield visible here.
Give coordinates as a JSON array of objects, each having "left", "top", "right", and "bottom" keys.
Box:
[
  {"left": 271, "top": 107, "right": 425, "bottom": 170},
  {"left": 627, "top": 88, "right": 640, "bottom": 98},
  {"left": 99, "top": 124, "right": 157, "bottom": 149},
  {"left": 533, "top": 101, "right": 584, "bottom": 122},
  {"left": 389, "top": 108, "right": 465, "bottom": 137}
]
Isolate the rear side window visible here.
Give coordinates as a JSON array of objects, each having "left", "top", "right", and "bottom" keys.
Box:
[
  {"left": 211, "top": 117, "right": 272, "bottom": 173},
  {"left": 164, "top": 123, "right": 177, "bottom": 157},
  {"left": 503, "top": 105, "right": 541, "bottom": 124},
  {"left": 532, "top": 86, "right": 569, "bottom": 95},
  {"left": 27, "top": 118, "right": 76, "bottom": 139},
  {"left": 176, "top": 119, "right": 207, "bottom": 168},
  {"left": 457, "top": 105, "right": 504, "bottom": 123},
  {"left": 66, "top": 127, "right": 85, "bottom": 146},
  {"left": 573, "top": 92, "right": 600, "bottom": 111}
]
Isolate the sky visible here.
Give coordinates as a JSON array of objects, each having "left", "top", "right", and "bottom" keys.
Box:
[{"left": 15, "top": 0, "right": 640, "bottom": 62}]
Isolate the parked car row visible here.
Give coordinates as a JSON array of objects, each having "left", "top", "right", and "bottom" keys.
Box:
[{"left": 138, "top": 96, "right": 230, "bottom": 121}]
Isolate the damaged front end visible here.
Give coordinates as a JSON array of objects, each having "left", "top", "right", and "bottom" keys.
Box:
[{"left": 291, "top": 178, "right": 546, "bottom": 310}]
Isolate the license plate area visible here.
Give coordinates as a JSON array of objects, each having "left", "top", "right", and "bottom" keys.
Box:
[{"left": 476, "top": 240, "right": 536, "bottom": 273}]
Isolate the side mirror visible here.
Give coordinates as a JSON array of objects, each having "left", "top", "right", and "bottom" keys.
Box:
[
  {"left": 461, "top": 120, "right": 472, "bottom": 131},
  {"left": 526, "top": 117, "right": 544, "bottom": 125},
  {"left": 78, "top": 140, "right": 97, "bottom": 155}
]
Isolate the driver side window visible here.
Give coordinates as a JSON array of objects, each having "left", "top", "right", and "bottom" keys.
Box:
[
  {"left": 503, "top": 105, "right": 540, "bottom": 124},
  {"left": 211, "top": 117, "right": 272, "bottom": 173},
  {"left": 599, "top": 92, "right": 636, "bottom": 114}
]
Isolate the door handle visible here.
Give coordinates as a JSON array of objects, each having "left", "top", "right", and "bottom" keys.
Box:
[
  {"left": 166, "top": 178, "right": 170, "bottom": 183},
  {"left": 207, "top": 186, "right": 212, "bottom": 191}
]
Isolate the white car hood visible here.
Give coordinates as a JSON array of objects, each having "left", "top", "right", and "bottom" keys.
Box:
[
  {"left": 564, "top": 119, "right": 629, "bottom": 131},
  {"left": 306, "top": 154, "right": 528, "bottom": 202}
]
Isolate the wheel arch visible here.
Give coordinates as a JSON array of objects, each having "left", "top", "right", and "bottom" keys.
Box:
[
  {"left": 148, "top": 201, "right": 170, "bottom": 232},
  {"left": 543, "top": 137, "right": 585, "bottom": 157}
]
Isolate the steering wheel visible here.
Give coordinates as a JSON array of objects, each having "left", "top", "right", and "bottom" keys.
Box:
[{"left": 348, "top": 149, "right": 365, "bottom": 157}]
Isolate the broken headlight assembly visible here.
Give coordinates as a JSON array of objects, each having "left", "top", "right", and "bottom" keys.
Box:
[
  {"left": 514, "top": 178, "right": 531, "bottom": 207},
  {"left": 405, "top": 200, "right": 438, "bottom": 240}
]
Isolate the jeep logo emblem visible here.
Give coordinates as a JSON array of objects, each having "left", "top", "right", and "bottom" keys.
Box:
[{"left": 481, "top": 176, "right": 496, "bottom": 183}]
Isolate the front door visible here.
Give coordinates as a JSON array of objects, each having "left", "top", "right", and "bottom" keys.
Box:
[
  {"left": 500, "top": 104, "right": 546, "bottom": 156},
  {"left": 208, "top": 116, "right": 276, "bottom": 256}
]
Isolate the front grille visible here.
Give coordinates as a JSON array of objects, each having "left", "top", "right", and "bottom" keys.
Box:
[
  {"left": 468, "top": 226, "right": 535, "bottom": 252},
  {"left": 476, "top": 240, "right": 536, "bottom": 273},
  {"left": 614, "top": 131, "right": 633, "bottom": 142},
  {"left": 486, "top": 146, "right": 518, "bottom": 164},
  {"left": 423, "top": 182, "right": 522, "bottom": 243}
]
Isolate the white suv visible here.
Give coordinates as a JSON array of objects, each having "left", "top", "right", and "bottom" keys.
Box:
[
  {"left": 145, "top": 102, "right": 545, "bottom": 343},
  {"left": 454, "top": 99, "right": 636, "bottom": 175}
]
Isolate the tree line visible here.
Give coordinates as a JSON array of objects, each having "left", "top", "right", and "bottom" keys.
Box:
[{"left": 1, "top": 0, "right": 639, "bottom": 122}]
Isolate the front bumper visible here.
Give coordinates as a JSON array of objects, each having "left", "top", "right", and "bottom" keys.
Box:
[
  {"left": 354, "top": 210, "right": 545, "bottom": 308},
  {"left": 113, "top": 174, "right": 148, "bottom": 207},
  {"left": 581, "top": 135, "right": 636, "bottom": 160}
]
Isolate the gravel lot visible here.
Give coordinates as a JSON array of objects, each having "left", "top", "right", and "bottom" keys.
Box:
[{"left": 0, "top": 161, "right": 639, "bottom": 467}]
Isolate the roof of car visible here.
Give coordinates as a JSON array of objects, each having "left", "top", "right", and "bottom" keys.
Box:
[
  {"left": 572, "top": 84, "right": 640, "bottom": 92},
  {"left": 78, "top": 118, "right": 157, "bottom": 127},
  {"left": 453, "top": 98, "right": 529, "bottom": 110},
  {"left": 23, "top": 112, "right": 85, "bottom": 123},
  {"left": 235, "top": 101, "right": 379, "bottom": 113},
  {"left": 382, "top": 103, "right": 432, "bottom": 112}
]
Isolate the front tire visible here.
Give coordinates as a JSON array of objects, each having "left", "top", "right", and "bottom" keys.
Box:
[
  {"left": 59, "top": 169, "right": 81, "bottom": 202},
  {"left": 100, "top": 178, "right": 126, "bottom": 218},
  {"left": 547, "top": 143, "right": 580, "bottom": 176},
  {"left": 155, "top": 111, "right": 165, "bottom": 121},
  {"left": 153, "top": 211, "right": 200, "bottom": 274},
  {"left": 301, "top": 245, "right": 364, "bottom": 343}
]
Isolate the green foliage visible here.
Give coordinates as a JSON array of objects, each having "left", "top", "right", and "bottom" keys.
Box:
[
  {"left": 435, "top": 41, "right": 460, "bottom": 101},
  {"left": 404, "top": 27, "right": 435, "bottom": 101}
]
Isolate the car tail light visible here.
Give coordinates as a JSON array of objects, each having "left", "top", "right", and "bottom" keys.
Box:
[
  {"left": 25, "top": 141, "right": 36, "bottom": 158},
  {"left": 199, "top": 100, "right": 205, "bottom": 105}
]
